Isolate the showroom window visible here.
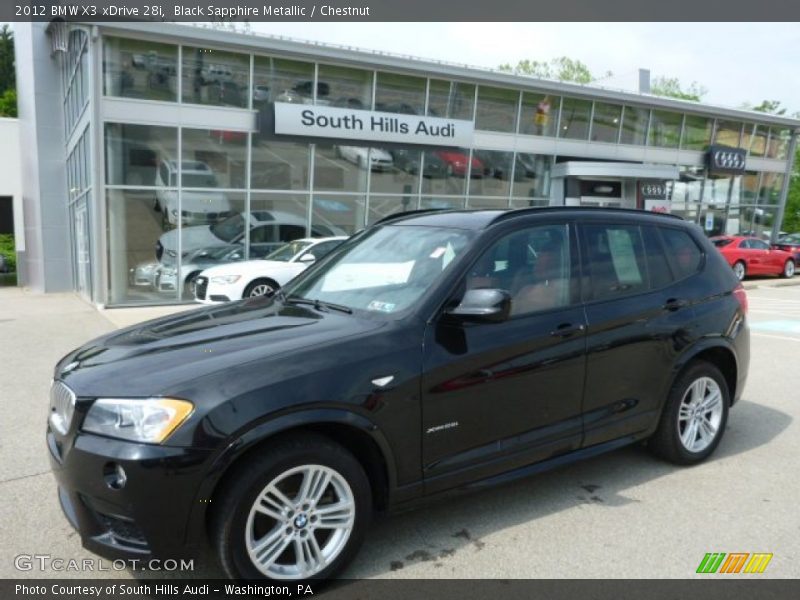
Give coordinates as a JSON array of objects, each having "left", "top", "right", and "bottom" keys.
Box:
[
  {"left": 427, "top": 79, "right": 475, "bottom": 120},
  {"left": 470, "top": 150, "right": 513, "bottom": 198},
  {"left": 370, "top": 147, "right": 421, "bottom": 195},
  {"left": 758, "top": 173, "right": 784, "bottom": 205},
  {"left": 766, "top": 128, "right": 791, "bottom": 160},
  {"left": 746, "top": 125, "right": 767, "bottom": 157},
  {"left": 374, "top": 72, "right": 426, "bottom": 115},
  {"left": 311, "top": 195, "right": 367, "bottom": 235},
  {"left": 421, "top": 196, "right": 466, "bottom": 210},
  {"left": 367, "top": 195, "right": 418, "bottom": 225},
  {"left": 252, "top": 56, "right": 315, "bottom": 107},
  {"left": 714, "top": 120, "right": 743, "bottom": 148},
  {"left": 317, "top": 64, "right": 373, "bottom": 109},
  {"left": 591, "top": 102, "right": 623, "bottom": 143},
  {"left": 648, "top": 110, "right": 682, "bottom": 148},
  {"left": 103, "top": 37, "right": 178, "bottom": 102},
  {"left": 475, "top": 86, "right": 519, "bottom": 133},
  {"left": 251, "top": 141, "right": 310, "bottom": 191},
  {"left": 421, "top": 148, "right": 471, "bottom": 196},
  {"left": 104, "top": 123, "right": 177, "bottom": 187},
  {"left": 181, "top": 46, "right": 249, "bottom": 108},
  {"left": 63, "top": 30, "right": 90, "bottom": 135},
  {"left": 182, "top": 128, "right": 248, "bottom": 190},
  {"left": 558, "top": 97, "right": 592, "bottom": 140},
  {"left": 620, "top": 105, "right": 649, "bottom": 145},
  {"left": 512, "top": 153, "right": 551, "bottom": 199},
  {"left": 519, "top": 92, "right": 559, "bottom": 137},
  {"left": 314, "top": 143, "right": 369, "bottom": 193},
  {"left": 682, "top": 115, "right": 712, "bottom": 150}
]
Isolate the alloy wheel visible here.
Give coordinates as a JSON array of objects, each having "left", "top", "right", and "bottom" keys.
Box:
[
  {"left": 785, "top": 261, "right": 795, "bottom": 278},
  {"left": 249, "top": 284, "right": 274, "bottom": 297},
  {"left": 677, "top": 376, "right": 724, "bottom": 453},
  {"left": 733, "top": 262, "right": 745, "bottom": 281},
  {"left": 245, "top": 465, "right": 356, "bottom": 579}
]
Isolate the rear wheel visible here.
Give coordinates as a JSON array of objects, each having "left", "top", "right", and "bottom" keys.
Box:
[
  {"left": 781, "top": 259, "right": 795, "bottom": 278},
  {"left": 211, "top": 434, "right": 371, "bottom": 581},
  {"left": 733, "top": 260, "right": 746, "bottom": 281},
  {"left": 648, "top": 361, "right": 729, "bottom": 465},
  {"left": 244, "top": 278, "right": 279, "bottom": 299}
]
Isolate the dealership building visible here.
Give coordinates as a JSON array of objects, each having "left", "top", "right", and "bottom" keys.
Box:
[{"left": 13, "top": 21, "right": 800, "bottom": 306}]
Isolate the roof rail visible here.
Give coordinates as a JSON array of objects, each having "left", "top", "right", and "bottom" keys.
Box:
[
  {"left": 371, "top": 208, "right": 449, "bottom": 226},
  {"left": 488, "top": 205, "right": 685, "bottom": 225}
]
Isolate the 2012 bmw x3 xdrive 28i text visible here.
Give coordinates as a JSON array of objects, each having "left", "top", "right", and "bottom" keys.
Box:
[{"left": 48, "top": 208, "right": 749, "bottom": 580}]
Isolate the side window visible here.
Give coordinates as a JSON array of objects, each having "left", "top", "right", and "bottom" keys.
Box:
[
  {"left": 250, "top": 225, "right": 275, "bottom": 244},
  {"left": 583, "top": 224, "right": 648, "bottom": 300},
  {"left": 659, "top": 227, "right": 703, "bottom": 280},
  {"left": 642, "top": 226, "right": 674, "bottom": 289},
  {"left": 308, "top": 241, "right": 339, "bottom": 259},
  {"left": 751, "top": 239, "right": 769, "bottom": 250},
  {"left": 465, "top": 224, "right": 572, "bottom": 316},
  {"left": 739, "top": 239, "right": 752, "bottom": 249},
  {"left": 279, "top": 225, "right": 306, "bottom": 242}
]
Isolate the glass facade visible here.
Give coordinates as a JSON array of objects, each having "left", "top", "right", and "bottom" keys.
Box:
[{"left": 81, "top": 32, "right": 797, "bottom": 306}]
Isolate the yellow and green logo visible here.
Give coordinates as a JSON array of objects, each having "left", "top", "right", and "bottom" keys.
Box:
[{"left": 697, "top": 553, "right": 773, "bottom": 574}]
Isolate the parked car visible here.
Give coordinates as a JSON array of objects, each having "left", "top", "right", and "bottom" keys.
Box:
[
  {"left": 158, "top": 244, "right": 272, "bottom": 294},
  {"left": 194, "top": 237, "right": 347, "bottom": 303},
  {"left": 773, "top": 233, "right": 800, "bottom": 266},
  {"left": 335, "top": 146, "right": 394, "bottom": 171},
  {"left": 154, "top": 160, "right": 232, "bottom": 226},
  {"left": 434, "top": 149, "right": 484, "bottom": 177},
  {"left": 49, "top": 207, "right": 749, "bottom": 581},
  {"left": 710, "top": 235, "right": 795, "bottom": 280},
  {"left": 390, "top": 149, "right": 446, "bottom": 178},
  {"left": 253, "top": 85, "right": 271, "bottom": 103},
  {"left": 156, "top": 210, "right": 341, "bottom": 264}
]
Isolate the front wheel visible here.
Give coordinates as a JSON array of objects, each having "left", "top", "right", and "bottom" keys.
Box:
[
  {"left": 648, "top": 361, "right": 730, "bottom": 465},
  {"left": 733, "top": 260, "right": 746, "bottom": 281},
  {"left": 212, "top": 434, "right": 372, "bottom": 580},
  {"left": 244, "top": 278, "right": 279, "bottom": 299},
  {"left": 781, "top": 259, "right": 795, "bottom": 278}
]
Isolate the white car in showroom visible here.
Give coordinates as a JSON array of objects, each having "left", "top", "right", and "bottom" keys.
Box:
[
  {"left": 194, "top": 236, "right": 347, "bottom": 303},
  {"left": 335, "top": 146, "right": 394, "bottom": 171},
  {"left": 156, "top": 210, "right": 342, "bottom": 264},
  {"left": 155, "top": 160, "right": 232, "bottom": 226}
]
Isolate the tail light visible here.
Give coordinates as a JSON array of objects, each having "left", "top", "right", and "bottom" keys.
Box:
[{"left": 733, "top": 283, "right": 748, "bottom": 315}]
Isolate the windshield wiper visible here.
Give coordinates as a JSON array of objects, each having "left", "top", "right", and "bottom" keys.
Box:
[{"left": 283, "top": 294, "right": 353, "bottom": 314}]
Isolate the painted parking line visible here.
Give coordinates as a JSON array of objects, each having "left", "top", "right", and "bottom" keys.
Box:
[
  {"left": 751, "top": 332, "right": 800, "bottom": 343},
  {"left": 748, "top": 320, "right": 800, "bottom": 334}
]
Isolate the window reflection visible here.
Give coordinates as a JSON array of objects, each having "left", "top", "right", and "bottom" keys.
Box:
[
  {"left": 182, "top": 128, "right": 247, "bottom": 190},
  {"left": 182, "top": 46, "right": 249, "bottom": 108},
  {"left": 367, "top": 195, "right": 417, "bottom": 225},
  {"left": 512, "top": 153, "right": 551, "bottom": 199},
  {"left": 105, "top": 123, "right": 177, "bottom": 187},
  {"left": 427, "top": 79, "right": 475, "bottom": 120},
  {"left": 312, "top": 195, "right": 366, "bottom": 236},
  {"left": 252, "top": 56, "right": 314, "bottom": 108},
  {"left": 421, "top": 148, "right": 474, "bottom": 196},
  {"left": 682, "top": 115, "right": 712, "bottom": 150},
  {"left": 318, "top": 64, "right": 373, "bottom": 109},
  {"left": 559, "top": 98, "right": 591, "bottom": 140},
  {"left": 766, "top": 128, "right": 791, "bottom": 160},
  {"left": 747, "top": 125, "right": 767, "bottom": 157},
  {"left": 373, "top": 148, "right": 420, "bottom": 194},
  {"left": 251, "top": 140, "right": 310, "bottom": 190},
  {"left": 714, "top": 121, "right": 743, "bottom": 148},
  {"left": 103, "top": 37, "right": 178, "bottom": 101},
  {"left": 649, "top": 110, "right": 682, "bottom": 148},
  {"left": 475, "top": 86, "right": 518, "bottom": 132},
  {"left": 470, "top": 150, "right": 513, "bottom": 197},
  {"left": 375, "top": 72, "right": 425, "bottom": 115},
  {"left": 620, "top": 106, "right": 649, "bottom": 145},
  {"left": 591, "top": 102, "right": 622, "bottom": 143}
]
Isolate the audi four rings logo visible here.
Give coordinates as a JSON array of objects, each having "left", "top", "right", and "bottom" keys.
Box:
[
  {"left": 713, "top": 151, "right": 745, "bottom": 170},
  {"left": 642, "top": 185, "right": 666, "bottom": 196}
]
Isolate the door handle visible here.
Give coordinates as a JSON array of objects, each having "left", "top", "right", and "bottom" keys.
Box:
[
  {"left": 550, "top": 323, "right": 586, "bottom": 338},
  {"left": 663, "top": 298, "right": 687, "bottom": 311}
]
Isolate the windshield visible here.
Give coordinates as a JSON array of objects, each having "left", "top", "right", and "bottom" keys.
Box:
[
  {"left": 265, "top": 240, "right": 314, "bottom": 262},
  {"left": 182, "top": 173, "right": 218, "bottom": 187},
  {"left": 285, "top": 225, "right": 475, "bottom": 316},
  {"left": 780, "top": 234, "right": 800, "bottom": 244},
  {"left": 210, "top": 213, "right": 246, "bottom": 243}
]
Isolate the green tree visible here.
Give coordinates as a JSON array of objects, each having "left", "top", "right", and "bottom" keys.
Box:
[
  {"left": 498, "top": 57, "right": 609, "bottom": 84},
  {"left": 742, "top": 99, "right": 787, "bottom": 115},
  {"left": 650, "top": 77, "right": 707, "bottom": 102},
  {"left": 0, "top": 88, "right": 16, "bottom": 118},
  {"left": 0, "top": 25, "right": 15, "bottom": 118}
]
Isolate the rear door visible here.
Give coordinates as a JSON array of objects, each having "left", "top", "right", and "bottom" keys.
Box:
[
  {"left": 740, "top": 238, "right": 768, "bottom": 274},
  {"left": 578, "top": 221, "right": 697, "bottom": 446}
]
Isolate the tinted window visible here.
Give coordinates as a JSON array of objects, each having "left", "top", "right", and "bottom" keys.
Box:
[
  {"left": 250, "top": 224, "right": 276, "bottom": 243},
  {"left": 467, "top": 224, "right": 572, "bottom": 316},
  {"left": 712, "top": 238, "right": 733, "bottom": 247},
  {"left": 659, "top": 228, "right": 703, "bottom": 280},
  {"left": 748, "top": 239, "right": 770, "bottom": 250},
  {"left": 642, "top": 226, "right": 674, "bottom": 289},
  {"left": 583, "top": 224, "right": 648, "bottom": 300}
]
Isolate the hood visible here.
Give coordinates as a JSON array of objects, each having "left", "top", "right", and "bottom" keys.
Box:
[
  {"left": 56, "top": 298, "right": 384, "bottom": 398},
  {"left": 159, "top": 225, "right": 222, "bottom": 255},
  {"left": 201, "top": 259, "right": 303, "bottom": 279}
]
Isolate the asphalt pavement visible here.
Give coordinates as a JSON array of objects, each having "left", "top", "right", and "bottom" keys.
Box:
[{"left": 0, "top": 282, "right": 798, "bottom": 579}]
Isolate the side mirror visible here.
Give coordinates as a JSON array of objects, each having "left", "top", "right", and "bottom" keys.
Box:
[
  {"left": 299, "top": 253, "right": 316, "bottom": 263},
  {"left": 445, "top": 288, "right": 511, "bottom": 323}
]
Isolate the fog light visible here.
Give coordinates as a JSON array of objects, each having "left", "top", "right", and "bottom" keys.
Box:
[{"left": 103, "top": 462, "right": 127, "bottom": 490}]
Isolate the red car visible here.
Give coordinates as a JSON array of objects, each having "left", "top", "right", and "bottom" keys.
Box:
[
  {"left": 433, "top": 150, "right": 484, "bottom": 177},
  {"left": 710, "top": 235, "right": 796, "bottom": 280}
]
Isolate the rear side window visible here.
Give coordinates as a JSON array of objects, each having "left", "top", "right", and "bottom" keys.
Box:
[
  {"left": 583, "top": 224, "right": 649, "bottom": 300},
  {"left": 712, "top": 238, "right": 733, "bottom": 248},
  {"left": 642, "top": 226, "right": 674, "bottom": 289},
  {"left": 659, "top": 228, "right": 703, "bottom": 280}
]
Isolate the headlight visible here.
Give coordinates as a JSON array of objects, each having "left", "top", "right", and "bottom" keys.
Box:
[
  {"left": 210, "top": 275, "right": 241, "bottom": 284},
  {"left": 83, "top": 398, "right": 194, "bottom": 444}
]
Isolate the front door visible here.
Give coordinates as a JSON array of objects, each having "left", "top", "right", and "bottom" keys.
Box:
[{"left": 421, "top": 221, "right": 587, "bottom": 494}]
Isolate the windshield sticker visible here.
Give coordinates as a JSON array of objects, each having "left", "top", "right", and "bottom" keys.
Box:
[{"left": 367, "top": 300, "right": 397, "bottom": 313}]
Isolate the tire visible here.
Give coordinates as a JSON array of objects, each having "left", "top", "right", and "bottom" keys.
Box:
[
  {"left": 781, "top": 259, "right": 795, "bottom": 278},
  {"left": 243, "top": 278, "right": 279, "bottom": 299},
  {"left": 211, "top": 433, "right": 372, "bottom": 581},
  {"left": 648, "top": 361, "right": 730, "bottom": 465},
  {"left": 732, "top": 260, "right": 746, "bottom": 281},
  {"left": 184, "top": 272, "right": 200, "bottom": 297},
  {"left": 153, "top": 197, "right": 161, "bottom": 212}
]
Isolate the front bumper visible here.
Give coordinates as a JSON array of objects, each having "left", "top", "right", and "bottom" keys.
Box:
[{"left": 48, "top": 427, "right": 213, "bottom": 561}]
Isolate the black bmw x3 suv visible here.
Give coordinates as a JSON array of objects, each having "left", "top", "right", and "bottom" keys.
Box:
[{"left": 48, "top": 207, "right": 749, "bottom": 580}]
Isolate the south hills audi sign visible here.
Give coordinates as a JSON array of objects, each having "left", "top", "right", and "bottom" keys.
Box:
[
  {"left": 707, "top": 145, "right": 747, "bottom": 176},
  {"left": 271, "top": 103, "right": 475, "bottom": 147}
]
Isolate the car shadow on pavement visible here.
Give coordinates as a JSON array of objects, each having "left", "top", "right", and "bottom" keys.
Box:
[{"left": 125, "top": 398, "right": 789, "bottom": 580}]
